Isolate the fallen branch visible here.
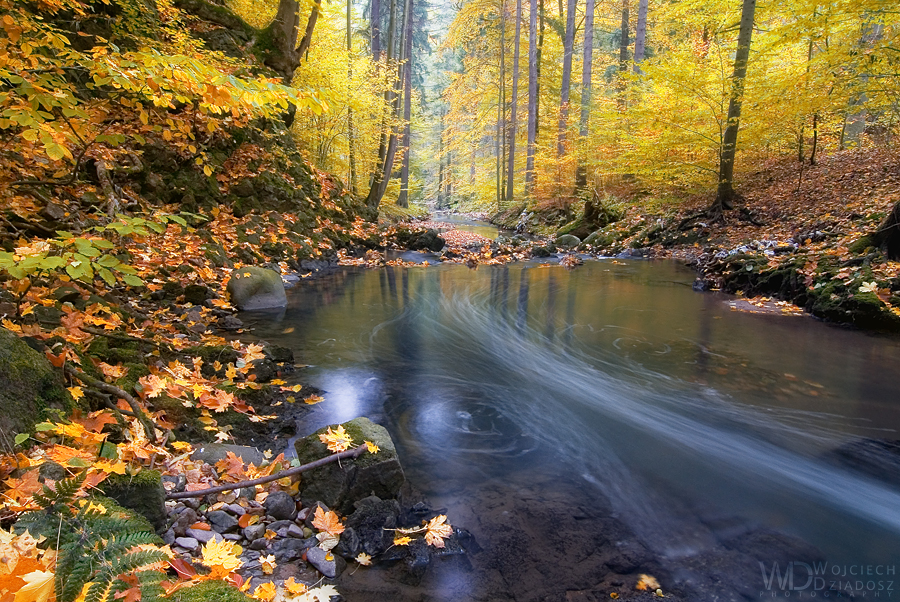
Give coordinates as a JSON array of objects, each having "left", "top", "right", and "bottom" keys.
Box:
[
  {"left": 64, "top": 364, "right": 158, "bottom": 442},
  {"left": 166, "top": 445, "right": 367, "bottom": 500},
  {"left": 80, "top": 326, "right": 176, "bottom": 354}
]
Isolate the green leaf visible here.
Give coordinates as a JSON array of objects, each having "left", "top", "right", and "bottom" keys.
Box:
[
  {"left": 67, "top": 458, "right": 92, "bottom": 468},
  {"left": 14, "top": 433, "right": 29, "bottom": 445},
  {"left": 98, "top": 267, "right": 116, "bottom": 287},
  {"left": 34, "top": 422, "right": 55, "bottom": 432},
  {"left": 92, "top": 239, "right": 115, "bottom": 250},
  {"left": 122, "top": 274, "right": 143, "bottom": 287}
]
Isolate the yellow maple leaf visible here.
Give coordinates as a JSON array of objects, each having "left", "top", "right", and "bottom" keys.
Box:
[
  {"left": 200, "top": 539, "right": 242, "bottom": 576},
  {"left": 393, "top": 535, "right": 411, "bottom": 547},
  {"left": 311, "top": 506, "right": 344, "bottom": 537},
  {"left": 303, "top": 394, "right": 324, "bottom": 405},
  {"left": 318, "top": 425, "right": 352, "bottom": 453},
  {"left": 424, "top": 515, "right": 452, "bottom": 548},
  {"left": 251, "top": 582, "right": 277, "bottom": 602},
  {"left": 67, "top": 386, "right": 84, "bottom": 402},
  {"left": 13, "top": 569, "right": 54, "bottom": 602},
  {"left": 243, "top": 344, "right": 266, "bottom": 363},
  {"left": 93, "top": 459, "right": 127, "bottom": 475},
  {"left": 636, "top": 574, "right": 661, "bottom": 591},
  {"left": 283, "top": 577, "right": 307, "bottom": 597},
  {"left": 364, "top": 440, "right": 379, "bottom": 454},
  {"left": 260, "top": 554, "right": 276, "bottom": 575}
]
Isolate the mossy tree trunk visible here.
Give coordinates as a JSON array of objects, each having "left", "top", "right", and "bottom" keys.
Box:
[{"left": 873, "top": 201, "right": 900, "bottom": 260}]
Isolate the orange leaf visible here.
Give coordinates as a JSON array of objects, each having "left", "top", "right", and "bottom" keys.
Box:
[
  {"left": 189, "top": 522, "right": 211, "bottom": 531},
  {"left": 311, "top": 507, "right": 344, "bottom": 537}
]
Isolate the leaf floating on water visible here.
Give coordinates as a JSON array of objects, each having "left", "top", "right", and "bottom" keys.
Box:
[{"left": 636, "top": 574, "right": 660, "bottom": 591}]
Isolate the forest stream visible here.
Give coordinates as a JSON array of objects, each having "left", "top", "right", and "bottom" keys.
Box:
[{"left": 245, "top": 256, "right": 900, "bottom": 601}]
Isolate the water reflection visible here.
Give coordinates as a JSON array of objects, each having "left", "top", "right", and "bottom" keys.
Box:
[{"left": 250, "top": 260, "right": 900, "bottom": 571}]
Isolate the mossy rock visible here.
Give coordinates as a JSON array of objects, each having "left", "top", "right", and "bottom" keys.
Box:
[
  {"left": 295, "top": 417, "right": 405, "bottom": 515},
  {"left": 169, "top": 580, "right": 255, "bottom": 602},
  {"left": 556, "top": 234, "right": 581, "bottom": 249},
  {"left": 99, "top": 469, "right": 167, "bottom": 531},
  {"left": 848, "top": 234, "right": 876, "bottom": 255},
  {"left": 226, "top": 266, "right": 286, "bottom": 311},
  {"left": 0, "top": 327, "right": 75, "bottom": 436}
]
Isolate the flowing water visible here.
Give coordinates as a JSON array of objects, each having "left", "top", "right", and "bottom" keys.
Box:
[{"left": 249, "top": 259, "right": 900, "bottom": 600}]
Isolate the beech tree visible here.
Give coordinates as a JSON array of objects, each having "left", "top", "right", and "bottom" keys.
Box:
[{"left": 711, "top": 0, "right": 757, "bottom": 219}]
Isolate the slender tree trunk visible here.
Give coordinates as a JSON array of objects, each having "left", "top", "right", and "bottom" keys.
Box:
[
  {"left": 371, "top": 0, "right": 382, "bottom": 59},
  {"left": 557, "top": 0, "right": 575, "bottom": 157},
  {"left": 296, "top": 0, "right": 320, "bottom": 59},
  {"left": 498, "top": 0, "right": 507, "bottom": 209},
  {"left": 525, "top": 0, "right": 538, "bottom": 192},
  {"left": 506, "top": 0, "right": 522, "bottom": 204},
  {"left": 366, "top": 0, "right": 410, "bottom": 210},
  {"left": 616, "top": 0, "right": 629, "bottom": 110},
  {"left": 633, "top": 0, "right": 647, "bottom": 73},
  {"left": 619, "top": 0, "right": 629, "bottom": 71},
  {"left": 711, "top": 0, "right": 756, "bottom": 217},
  {"left": 575, "top": 0, "right": 594, "bottom": 191},
  {"left": 347, "top": 0, "right": 357, "bottom": 194},
  {"left": 397, "top": 0, "right": 414, "bottom": 207},
  {"left": 536, "top": 0, "right": 544, "bottom": 137},
  {"left": 437, "top": 110, "right": 445, "bottom": 207}
]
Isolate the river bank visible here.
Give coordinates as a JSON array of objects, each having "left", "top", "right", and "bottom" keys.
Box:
[{"left": 480, "top": 148, "right": 900, "bottom": 333}]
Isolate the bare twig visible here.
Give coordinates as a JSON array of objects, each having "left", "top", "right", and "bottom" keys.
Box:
[
  {"left": 166, "top": 445, "right": 367, "bottom": 500},
  {"left": 79, "top": 326, "right": 176, "bottom": 354},
  {"left": 64, "top": 364, "right": 157, "bottom": 442}
]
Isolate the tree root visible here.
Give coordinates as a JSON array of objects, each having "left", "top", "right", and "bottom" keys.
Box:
[{"left": 166, "top": 445, "right": 368, "bottom": 500}]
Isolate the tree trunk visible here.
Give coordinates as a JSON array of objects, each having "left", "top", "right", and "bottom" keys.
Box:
[
  {"left": 525, "top": 0, "right": 538, "bottom": 192},
  {"left": 264, "top": 0, "right": 302, "bottom": 83},
  {"left": 872, "top": 201, "right": 900, "bottom": 260},
  {"left": 711, "top": 0, "right": 756, "bottom": 218},
  {"left": 347, "top": 0, "right": 357, "bottom": 193},
  {"left": 497, "top": 0, "right": 506, "bottom": 209},
  {"left": 437, "top": 110, "right": 445, "bottom": 207},
  {"left": 365, "top": 0, "right": 409, "bottom": 210},
  {"left": 557, "top": 0, "right": 575, "bottom": 157},
  {"left": 536, "top": 0, "right": 544, "bottom": 139},
  {"left": 633, "top": 0, "right": 647, "bottom": 73},
  {"left": 575, "top": 0, "right": 594, "bottom": 191},
  {"left": 506, "top": 0, "right": 522, "bottom": 204},
  {"left": 397, "top": 0, "right": 414, "bottom": 207},
  {"left": 618, "top": 0, "right": 629, "bottom": 72},
  {"left": 371, "top": 0, "right": 382, "bottom": 59},
  {"left": 296, "top": 0, "right": 320, "bottom": 60}
]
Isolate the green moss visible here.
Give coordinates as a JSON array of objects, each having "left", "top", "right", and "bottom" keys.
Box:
[
  {"left": 170, "top": 580, "right": 255, "bottom": 602},
  {"left": 100, "top": 469, "right": 166, "bottom": 531},
  {"left": 848, "top": 234, "right": 876, "bottom": 255},
  {"left": 0, "top": 328, "right": 75, "bottom": 435}
]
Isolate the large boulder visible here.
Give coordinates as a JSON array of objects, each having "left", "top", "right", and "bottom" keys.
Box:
[
  {"left": 0, "top": 327, "right": 73, "bottom": 437},
  {"left": 226, "top": 266, "right": 286, "bottom": 310},
  {"left": 295, "top": 417, "right": 405, "bottom": 514},
  {"left": 556, "top": 234, "right": 582, "bottom": 249}
]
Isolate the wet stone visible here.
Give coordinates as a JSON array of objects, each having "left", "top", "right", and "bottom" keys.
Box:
[
  {"left": 306, "top": 545, "right": 346, "bottom": 579},
  {"left": 286, "top": 524, "right": 305, "bottom": 538},
  {"left": 207, "top": 510, "right": 239, "bottom": 533},
  {"left": 249, "top": 538, "right": 269, "bottom": 551},
  {"left": 243, "top": 524, "right": 266, "bottom": 541},
  {"left": 225, "top": 503, "right": 246, "bottom": 516},
  {"left": 264, "top": 491, "right": 297, "bottom": 521},
  {"left": 172, "top": 508, "right": 198, "bottom": 537},
  {"left": 186, "top": 528, "right": 223, "bottom": 544},
  {"left": 175, "top": 537, "right": 199, "bottom": 551},
  {"left": 162, "top": 529, "right": 176, "bottom": 546}
]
